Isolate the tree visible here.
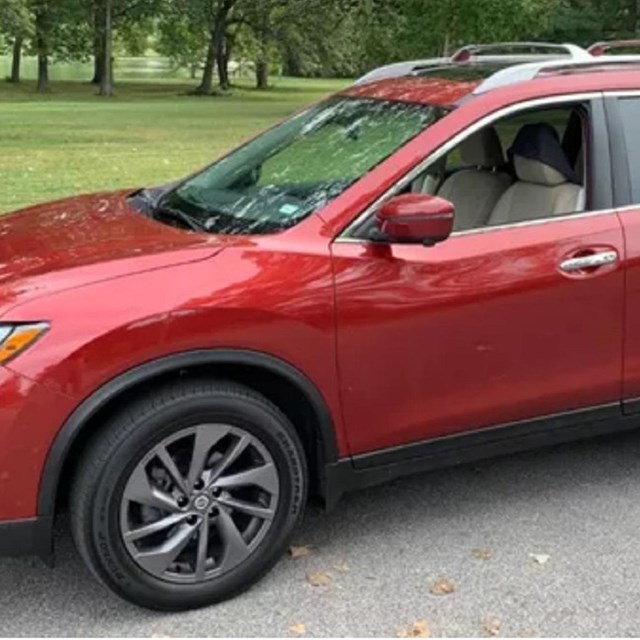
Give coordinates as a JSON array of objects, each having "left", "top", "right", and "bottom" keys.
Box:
[
  {"left": 30, "top": 0, "right": 53, "bottom": 91},
  {"left": 91, "top": 0, "right": 163, "bottom": 92},
  {"left": 156, "top": 16, "right": 207, "bottom": 79},
  {"left": 99, "top": 0, "right": 114, "bottom": 95},
  {"left": 236, "top": 0, "right": 339, "bottom": 89},
  {"left": 370, "top": 0, "right": 562, "bottom": 63},
  {"left": 0, "top": 0, "right": 32, "bottom": 82},
  {"left": 542, "top": 0, "right": 640, "bottom": 44},
  {"left": 243, "top": 0, "right": 276, "bottom": 89},
  {"left": 198, "top": 0, "right": 238, "bottom": 94},
  {"left": 91, "top": 1, "right": 106, "bottom": 83},
  {"left": 24, "top": 0, "right": 92, "bottom": 91},
  {"left": 155, "top": 0, "right": 238, "bottom": 94},
  {"left": 5, "top": 0, "right": 634, "bottom": 97}
]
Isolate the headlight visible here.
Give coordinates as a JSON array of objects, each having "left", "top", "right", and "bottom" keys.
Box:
[{"left": 0, "top": 323, "right": 49, "bottom": 365}]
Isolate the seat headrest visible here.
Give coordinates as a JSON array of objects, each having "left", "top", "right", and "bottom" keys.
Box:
[
  {"left": 460, "top": 127, "right": 504, "bottom": 168},
  {"left": 510, "top": 123, "right": 577, "bottom": 186},
  {"left": 514, "top": 156, "right": 568, "bottom": 186}
]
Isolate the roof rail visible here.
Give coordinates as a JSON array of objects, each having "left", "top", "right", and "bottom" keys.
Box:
[
  {"left": 354, "top": 41, "right": 591, "bottom": 86},
  {"left": 451, "top": 42, "right": 589, "bottom": 62},
  {"left": 589, "top": 40, "right": 640, "bottom": 56},
  {"left": 354, "top": 57, "right": 448, "bottom": 86},
  {"left": 473, "top": 55, "right": 640, "bottom": 95}
]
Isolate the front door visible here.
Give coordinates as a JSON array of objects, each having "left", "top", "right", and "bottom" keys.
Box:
[
  {"left": 332, "top": 98, "right": 624, "bottom": 457},
  {"left": 332, "top": 216, "right": 624, "bottom": 455}
]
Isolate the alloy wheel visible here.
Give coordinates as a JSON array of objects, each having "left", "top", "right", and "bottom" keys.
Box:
[{"left": 119, "top": 424, "right": 280, "bottom": 584}]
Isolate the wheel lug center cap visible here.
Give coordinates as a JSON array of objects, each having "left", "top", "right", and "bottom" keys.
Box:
[{"left": 193, "top": 495, "right": 211, "bottom": 511}]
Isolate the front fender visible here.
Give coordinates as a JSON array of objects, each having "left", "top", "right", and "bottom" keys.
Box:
[
  {"left": 36, "top": 348, "right": 341, "bottom": 518},
  {"left": 3, "top": 245, "right": 346, "bottom": 517}
]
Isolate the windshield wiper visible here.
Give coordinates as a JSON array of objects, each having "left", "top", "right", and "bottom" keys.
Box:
[{"left": 153, "top": 204, "right": 207, "bottom": 233}]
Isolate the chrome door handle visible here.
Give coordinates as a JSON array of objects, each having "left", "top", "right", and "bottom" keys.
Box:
[{"left": 559, "top": 250, "right": 619, "bottom": 273}]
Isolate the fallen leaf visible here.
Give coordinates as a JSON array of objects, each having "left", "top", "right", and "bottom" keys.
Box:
[
  {"left": 529, "top": 553, "right": 551, "bottom": 565},
  {"left": 307, "top": 571, "right": 332, "bottom": 586},
  {"left": 398, "top": 620, "right": 431, "bottom": 638},
  {"left": 484, "top": 617, "right": 502, "bottom": 637},
  {"left": 290, "top": 623, "right": 306, "bottom": 636},
  {"left": 333, "top": 561, "right": 350, "bottom": 572},
  {"left": 289, "top": 545, "right": 312, "bottom": 559},
  {"left": 472, "top": 548, "right": 492, "bottom": 560},
  {"left": 429, "top": 576, "right": 456, "bottom": 595}
]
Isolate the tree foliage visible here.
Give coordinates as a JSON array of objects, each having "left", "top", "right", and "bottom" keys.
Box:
[
  {"left": 4, "top": 0, "right": 640, "bottom": 94},
  {"left": 0, "top": 0, "right": 32, "bottom": 38}
]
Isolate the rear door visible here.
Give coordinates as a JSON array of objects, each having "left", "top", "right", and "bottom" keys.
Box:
[{"left": 605, "top": 94, "right": 640, "bottom": 411}]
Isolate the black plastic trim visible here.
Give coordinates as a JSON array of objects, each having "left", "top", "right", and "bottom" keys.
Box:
[
  {"left": 0, "top": 517, "right": 53, "bottom": 561},
  {"left": 324, "top": 403, "right": 629, "bottom": 509},
  {"left": 623, "top": 397, "right": 640, "bottom": 415},
  {"left": 589, "top": 97, "right": 615, "bottom": 211},
  {"left": 38, "top": 349, "right": 339, "bottom": 518},
  {"left": 355, "top": 403, "right": 619, "bottom": 469}
]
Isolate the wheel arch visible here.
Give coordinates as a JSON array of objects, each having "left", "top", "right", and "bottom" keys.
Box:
[{"left": 38, "top": 349, "right": 340, "bottom": 518}]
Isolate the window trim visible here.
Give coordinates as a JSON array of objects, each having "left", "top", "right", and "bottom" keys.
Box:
[{"left": 337, "top": 91, "right": 612, "bottom": 243}]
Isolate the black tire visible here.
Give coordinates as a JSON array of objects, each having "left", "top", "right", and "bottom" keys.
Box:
[{"left": 69, "top": 378, "right": 307, "bottom": 611}]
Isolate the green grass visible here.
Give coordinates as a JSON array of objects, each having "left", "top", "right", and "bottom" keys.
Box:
[{"left": 0, "top": 56, "right": 350, "bottom": 213}]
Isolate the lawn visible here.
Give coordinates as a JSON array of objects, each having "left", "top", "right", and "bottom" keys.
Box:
[{"left": 0, "top": 57, "right": 350, "bottom": 213}]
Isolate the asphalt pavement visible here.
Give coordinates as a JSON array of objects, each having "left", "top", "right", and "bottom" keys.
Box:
[{"left": 3, "top": 430, "right": 640, "bottom": 637}]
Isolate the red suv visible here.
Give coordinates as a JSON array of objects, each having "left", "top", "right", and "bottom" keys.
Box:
[{"left": 2, "top": 42, "right": 640, "bottom": 611}]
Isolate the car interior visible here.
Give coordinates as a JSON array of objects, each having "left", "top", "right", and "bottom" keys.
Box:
[{"left": 409, "top": 105, "right": 588, "bottom": 232}]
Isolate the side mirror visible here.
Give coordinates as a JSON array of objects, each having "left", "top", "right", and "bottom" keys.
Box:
[{"left": 374, "top": 193, "right": 454, "bottom": 246}]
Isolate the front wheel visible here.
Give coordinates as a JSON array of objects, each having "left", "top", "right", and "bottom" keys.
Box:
[{"left": 70, "top": 379, "right": 307, "bottom": 611}]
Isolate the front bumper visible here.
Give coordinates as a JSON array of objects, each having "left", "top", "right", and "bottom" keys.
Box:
[
  {"left": 0, "top": 516, "right": 53, "bottom": 561},
  {"left": 0, "top": 364, "right": 77, "bottom": 551}
]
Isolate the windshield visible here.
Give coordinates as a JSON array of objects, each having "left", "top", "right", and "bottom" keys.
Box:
[{"left": 160, "top": 96, "right": 444, "bottom": 235}]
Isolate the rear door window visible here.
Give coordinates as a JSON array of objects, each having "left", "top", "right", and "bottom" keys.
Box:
[{"left": 616, "top": 98, "right": 640, "bottom": 203}]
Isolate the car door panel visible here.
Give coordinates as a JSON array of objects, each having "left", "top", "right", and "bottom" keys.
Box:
[
  {"left": 617, "top": 209, "right": 640, "bottom": 407},
  {"left": 332, "top": 213, "right": 625, "bottom": 456},
  {"left": 603, "top": 96, "right": 640, "bottom": 410}
]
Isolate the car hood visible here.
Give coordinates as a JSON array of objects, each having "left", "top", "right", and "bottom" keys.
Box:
[{"left": 0, "top": 191, "right": 225, "bottom": 316}]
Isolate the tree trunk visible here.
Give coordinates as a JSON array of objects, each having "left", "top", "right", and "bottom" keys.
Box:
[
  {"left": 92, "top": 52, "right": 104, "bottom": 84},
  {"left": 255, "top": 32, "right": 269, "bottom": 90},
  {"left": 216, "top": 49, "right": 229, "bottom": 90},
  {"left": 34, "top": 5, "right": 50, "bottom": 92},
  {"left": 194, "top": 32, "right": 216, "bottom": 95},
  {"left": 225, "top": 31, "right": 236, "bottom": 82},
  {"left": 9, "top": 37, "right": 22, "bottom": 83},
  {"left": 37, "top": 53, "right": 49, "bottom": 92},
  {"left": 99, "top": 0, "right": 114, "bottom": 96},
  {"left": 91, "top": 4, "right": 105, "bottom": 84},
  {"left": 216, "top": 27, "right": 230, "bottom": 91},
  {"left": 194, "top": 0, "right": 237, "bottom": 95},
  {"left": 255, "top": 56, "right": 268, "bottom": 90}
]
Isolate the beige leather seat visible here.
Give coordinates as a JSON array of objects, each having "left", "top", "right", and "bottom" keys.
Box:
[
  {"left": 488, "top": 124, "right": 584, "bottom": 227},
  {"left": 436, "top": 128, "right": 512, "bottom": 231}
]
